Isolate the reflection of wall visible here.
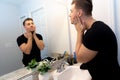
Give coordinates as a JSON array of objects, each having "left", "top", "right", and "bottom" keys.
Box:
[
  {"left": 45, "top": 1, "right": 70, "bottom": 54},
  {"left": 31, "top": 7, "right": 49, "bottom": 58},
  {"left": 0, "top": 3, "right": 23, "bottom": 76}
]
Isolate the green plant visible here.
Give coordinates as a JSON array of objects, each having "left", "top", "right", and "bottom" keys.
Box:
[
  {"left": 26, "top": 59, "right": 52, "bottom": 75},
  {"left": 27, "top": 58, "right": 39, "bottom": 70},
  {"left": 36, "top": 60, "right": 52, "bottom": 75}
]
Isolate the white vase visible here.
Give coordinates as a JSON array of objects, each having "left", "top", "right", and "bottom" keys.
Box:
[{"left": 38, "top": 72, "right": 50, "bottom": 80}]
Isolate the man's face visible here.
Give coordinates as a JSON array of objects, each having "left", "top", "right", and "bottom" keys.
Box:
[
  {"left": 24, "top": 20, "right": 35, "bottom": 32},
  {"left": 69, "top": 4, "right": 79, "bottom": 24}
]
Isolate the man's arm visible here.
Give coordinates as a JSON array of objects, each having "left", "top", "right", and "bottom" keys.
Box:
[
  {"left": 75, "top": 31, "right": 83, "bottom": 55},
  {"left": 74, "top": 17, "right": 97, "bottom": 63},
  {"left": 33, "top": 34, "right": 44, "bottom": 50},
  {"left": 19, "top": 33, "right": 33, "bottom": 55}
]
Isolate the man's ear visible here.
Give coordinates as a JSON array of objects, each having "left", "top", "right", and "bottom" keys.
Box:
[{"left": 78, "top": 9, "right": 83, "bottom": 17}]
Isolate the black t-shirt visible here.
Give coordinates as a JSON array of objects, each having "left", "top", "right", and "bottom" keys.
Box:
[
  {"left": 17, "top": 33, "right": 43, "bottom": 66},
  {"left": 81, "top": 21, "right": 120, "bottom": 80}
]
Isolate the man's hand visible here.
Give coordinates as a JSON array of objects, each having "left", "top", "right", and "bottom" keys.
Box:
[
  {"left": 74, "top": 16, "right": 86, "bottom": 33},
  {"left": 26, "top": 32, "right": 33, "bottom": 39}
]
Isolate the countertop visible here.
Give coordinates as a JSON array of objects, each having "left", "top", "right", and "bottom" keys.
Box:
[
  {"left": 0, "top": 67, "right": 32, "bottom": 80},
  {"left": 0, "top": 63, "right": 91, "bottom": 80}
]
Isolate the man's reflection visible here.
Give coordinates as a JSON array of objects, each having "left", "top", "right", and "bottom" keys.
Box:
[{"left": 17, "top": 18, "right": 44, "bottom": 66}]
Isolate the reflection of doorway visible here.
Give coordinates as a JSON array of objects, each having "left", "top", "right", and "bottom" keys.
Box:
[
  {"left": 20, "top": 15, "right": 27, "bottom": 33},
  {"left": 31, "top": 7, "right": 48, "bottom": 59}
]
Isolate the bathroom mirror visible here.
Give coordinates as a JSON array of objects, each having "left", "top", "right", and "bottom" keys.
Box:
[
  {"left": 19, "top": 0, "right": 72, "bottom": 57},
  {"left": 0, "top": 0, "right": 73, "bottom": 76}
]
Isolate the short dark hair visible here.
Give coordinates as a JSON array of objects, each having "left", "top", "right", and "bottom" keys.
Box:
[
  {"left": 23, "top": 18, "right": 33, "bottom": 26},
  {"left": 72, "top": 0, "right": 93, "bottom": 16}
]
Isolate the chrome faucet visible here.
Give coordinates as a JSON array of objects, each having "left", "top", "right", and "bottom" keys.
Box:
[{"left": 57, "top": 61, "right": 69, "bottom": 73}]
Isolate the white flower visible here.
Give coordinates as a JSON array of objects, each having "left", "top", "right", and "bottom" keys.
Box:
[
  {"left": 36, "top": 60, "right": 52, "bottom": 75},
  {"left": 38, "top": 62, "right": 43, "bottom": 66}
]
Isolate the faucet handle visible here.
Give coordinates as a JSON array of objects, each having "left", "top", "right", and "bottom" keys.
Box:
[
  {"left": 57, "top": 61, "right": 69, "bottom": 73},
  {"left": 63, "top": 61, "right": 69, "bottom": 66}
]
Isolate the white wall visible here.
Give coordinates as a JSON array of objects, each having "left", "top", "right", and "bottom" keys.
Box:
[
  {"left": 0, "top": 3, "right": 23, "bottom": 76},
  {"left": 114, "top": 0, "right": 120, "bottom": 65},
  {"left": 92, "top": 0, "right": 115, "bottom": 30}
]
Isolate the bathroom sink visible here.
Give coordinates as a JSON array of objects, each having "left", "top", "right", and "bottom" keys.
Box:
[{"left": 52, "top": 65, "right": 92, "bottom": 80}]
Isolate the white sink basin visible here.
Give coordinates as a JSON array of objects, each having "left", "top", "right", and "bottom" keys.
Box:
[{"left": 52, "top": 65, "right": 92, "bottom": 80}]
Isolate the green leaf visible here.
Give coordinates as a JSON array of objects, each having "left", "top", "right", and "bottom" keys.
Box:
[{"left": 27, "top": 58, "right": 38, "bottom": 69}]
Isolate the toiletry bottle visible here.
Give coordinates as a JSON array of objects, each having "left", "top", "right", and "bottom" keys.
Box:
[{"left": 74, "top": 52, "right": 77, "bottom": 63}]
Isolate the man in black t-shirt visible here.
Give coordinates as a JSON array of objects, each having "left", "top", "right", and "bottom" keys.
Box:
[
  {"left": 17, "top": 18, "right": 44, "bottom": 66},
  {"left": 69, "top": 0, "right": 120, "bottom": 80}
]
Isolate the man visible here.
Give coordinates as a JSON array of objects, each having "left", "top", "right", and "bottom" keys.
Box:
[
  {"left": 69, "top": 0, "right": 120, "bottom": 80},
  {"left": 17, "top": 18, "right": 44, "bottom": 66}
]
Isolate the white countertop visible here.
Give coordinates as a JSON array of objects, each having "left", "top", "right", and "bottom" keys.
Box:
[
  {"left": 0, "top": 67, "right": 32, "bottom": 80},
  {"left": 0, "top": 63, "right": 91, "bottom": 80}
]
